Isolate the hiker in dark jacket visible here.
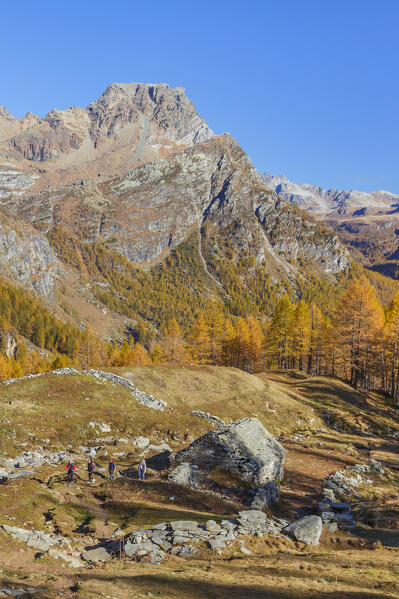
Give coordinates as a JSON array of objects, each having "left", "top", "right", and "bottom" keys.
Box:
[
  {"left": 87, "top": 458, "right": 96, "bottom": 484},
  {"left": 138, "top": 458, "right": 146, "bottom": 480},
  {"left": 66, "top": 460, "right": 76, "bottom": 485},
  {"left": 108, "top": 459, "right": 116, "bottom": 480}
]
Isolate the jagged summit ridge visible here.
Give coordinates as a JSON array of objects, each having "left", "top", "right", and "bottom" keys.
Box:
[{"left": 0, "top": 82, "right": 214, "bottom": 175}]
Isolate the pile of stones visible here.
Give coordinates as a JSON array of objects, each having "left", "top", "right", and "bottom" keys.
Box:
[
  {"left": 82, "top": 511, "right": 325, "bottom": 565},
  {"left": 317, "top": 493, "right": 354, "bottom": 531},
  {"left": 318, "top": 461, "right": 385, "bottom": 531},
  {"left": 0, "top": 524, "right": 82, "bottom": 568},
  {"left": 324, "top": 462, "right": 384, "bottom": 499},
  {"left": 190, "top": 410, "right": 225, "bottom": 426}
]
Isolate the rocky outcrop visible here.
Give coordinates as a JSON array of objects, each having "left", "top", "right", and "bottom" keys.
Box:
[
  {"left": 0, "top": 331, "right": 18, "bottom": 359},
  {"left": 172, "top": 417, "right": 286, "bottom": 486},
  {"left": 84, "top": 369, "right": 166, "bottom": 410},
  {"left": 0, "top": 214, "right": 63, "bottom": 297},
  {"left": 0, "top": 105, "right": 39, "bottom": 143},
  {"left": 0, "top": 166, "right": 38, "bottom": 199},
  {"left": 2, "top": 367, "right": 166, "bottom": 411},
  {"left": 87, "top": 83, "right": 214, "bottom": 148}
]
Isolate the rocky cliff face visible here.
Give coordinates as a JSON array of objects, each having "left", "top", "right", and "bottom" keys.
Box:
[
  {"left": 0, "top": 212, "right": 63, "bottom": 297},
  {"left": 1, "top": 134, "right": 349, "bottom": 278},
  {"left": 261, "top": 173, "right": 399, "bottom": 276}
]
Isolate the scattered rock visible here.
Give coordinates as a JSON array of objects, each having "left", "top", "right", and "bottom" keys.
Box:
[
  {"left": 89, "top": 422, "right": 111, "bottom": 433},
  {"left": 284, "top": 515, "right": 322, "bottom": 545},
  {"left": 84, "top": 369, "right": 166, "bottom": 410},
  {"left": 48, "top": 548, "right": 83, "bottom": 568},
  {"left": 190, "top": 410, "right": 225, "bottom": 427},
  {"left": 132, "top": 436, "right": 150, "bottom": 449},
  {"left": 0, "top": 525, "right": 71, "bottom": 552},
  {"left": 205, "top": 520, "right": 221, "bottom": 534}
]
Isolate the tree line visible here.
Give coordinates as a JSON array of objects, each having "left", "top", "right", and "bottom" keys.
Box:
[{"left": 2, "top": 275, "right": 399, "bottom": 402}]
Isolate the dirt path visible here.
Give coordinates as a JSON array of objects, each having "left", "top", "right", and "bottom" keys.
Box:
[{"left": 56, "top": 476, "right": 117, "bottom": 539}]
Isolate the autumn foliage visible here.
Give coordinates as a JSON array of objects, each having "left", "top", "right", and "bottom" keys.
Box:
[{"left": 2, "top": 272, "right": 399, "bottom": 402}]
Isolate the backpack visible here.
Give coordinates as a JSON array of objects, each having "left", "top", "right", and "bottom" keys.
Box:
[
  {"left": 109, "top": 462, "right": 115, "bottom": 472},
  {"left": 67, "top": 463, "right": 74, "bottom": 473}
]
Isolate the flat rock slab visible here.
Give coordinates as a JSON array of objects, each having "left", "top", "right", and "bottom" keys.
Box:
[
  {"left": 81, "top": 546, "right": 111, "bottom": 563},
  {"left": 170, "top": 520, "right": 200, "bottom": 531}
]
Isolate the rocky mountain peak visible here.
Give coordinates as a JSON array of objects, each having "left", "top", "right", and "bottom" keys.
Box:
[
  {"left": 88, "top": 81, "right": 214, "bottom": 146},
  {"left": 0, "top": 82, "right": 214, "bottom": 189},
  {"left": 0, "top": 105, "right": 13, "bottom": 118}
]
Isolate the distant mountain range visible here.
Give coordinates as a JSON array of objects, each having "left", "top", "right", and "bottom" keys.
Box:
[{"left": 261, "top": 173, "right": 399, "bottom": 277}]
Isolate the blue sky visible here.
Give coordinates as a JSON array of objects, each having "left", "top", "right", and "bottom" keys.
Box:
[{"left": 1, "top": 0, "right": 398, "bottom": 193}]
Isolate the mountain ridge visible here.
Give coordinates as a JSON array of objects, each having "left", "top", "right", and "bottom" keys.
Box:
[
  {"left": 261, "top": 172, "right": 399, "bottom": 277},
  {"left": 0, "top": 83, "right": 357, "bottom": 348}
]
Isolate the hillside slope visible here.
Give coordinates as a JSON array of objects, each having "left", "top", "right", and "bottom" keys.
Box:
[{"left": 0, "top": 366, "right": 398, "bottom": 598}]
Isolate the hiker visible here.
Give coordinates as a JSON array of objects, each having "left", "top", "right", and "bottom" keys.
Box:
[
  {"left": 138, "top": 458, "right": 146, "bottom": 481},
  {"left": 87, "top": 458, "right": 96, "bottom": 484},
  {"left": 109, "top": 458, "right": 116, "bottom": 480},
  {"left": 66, "top": 460, "right": 76, "bottom": 485}
]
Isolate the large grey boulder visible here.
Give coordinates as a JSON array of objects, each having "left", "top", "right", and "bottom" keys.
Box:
[
  {"left": 172, "top": 418, "right": 286, "bottom": 486},
  {"left": 285, "top": 515, "right": 323, "bottom": 545}
]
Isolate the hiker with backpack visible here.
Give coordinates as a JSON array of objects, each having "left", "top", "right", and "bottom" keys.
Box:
[
  {"left": 87, "top": 457, "right": 96, "bottom": 484},
  {"left": 108, "top": 458, "right": 116, "bottom": 480},
  {"left": 66, "top": 460, "right": 76, "bottom": 485},
  {"left": 138, "top": 458, "right": 146, "bottom": 481}
]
